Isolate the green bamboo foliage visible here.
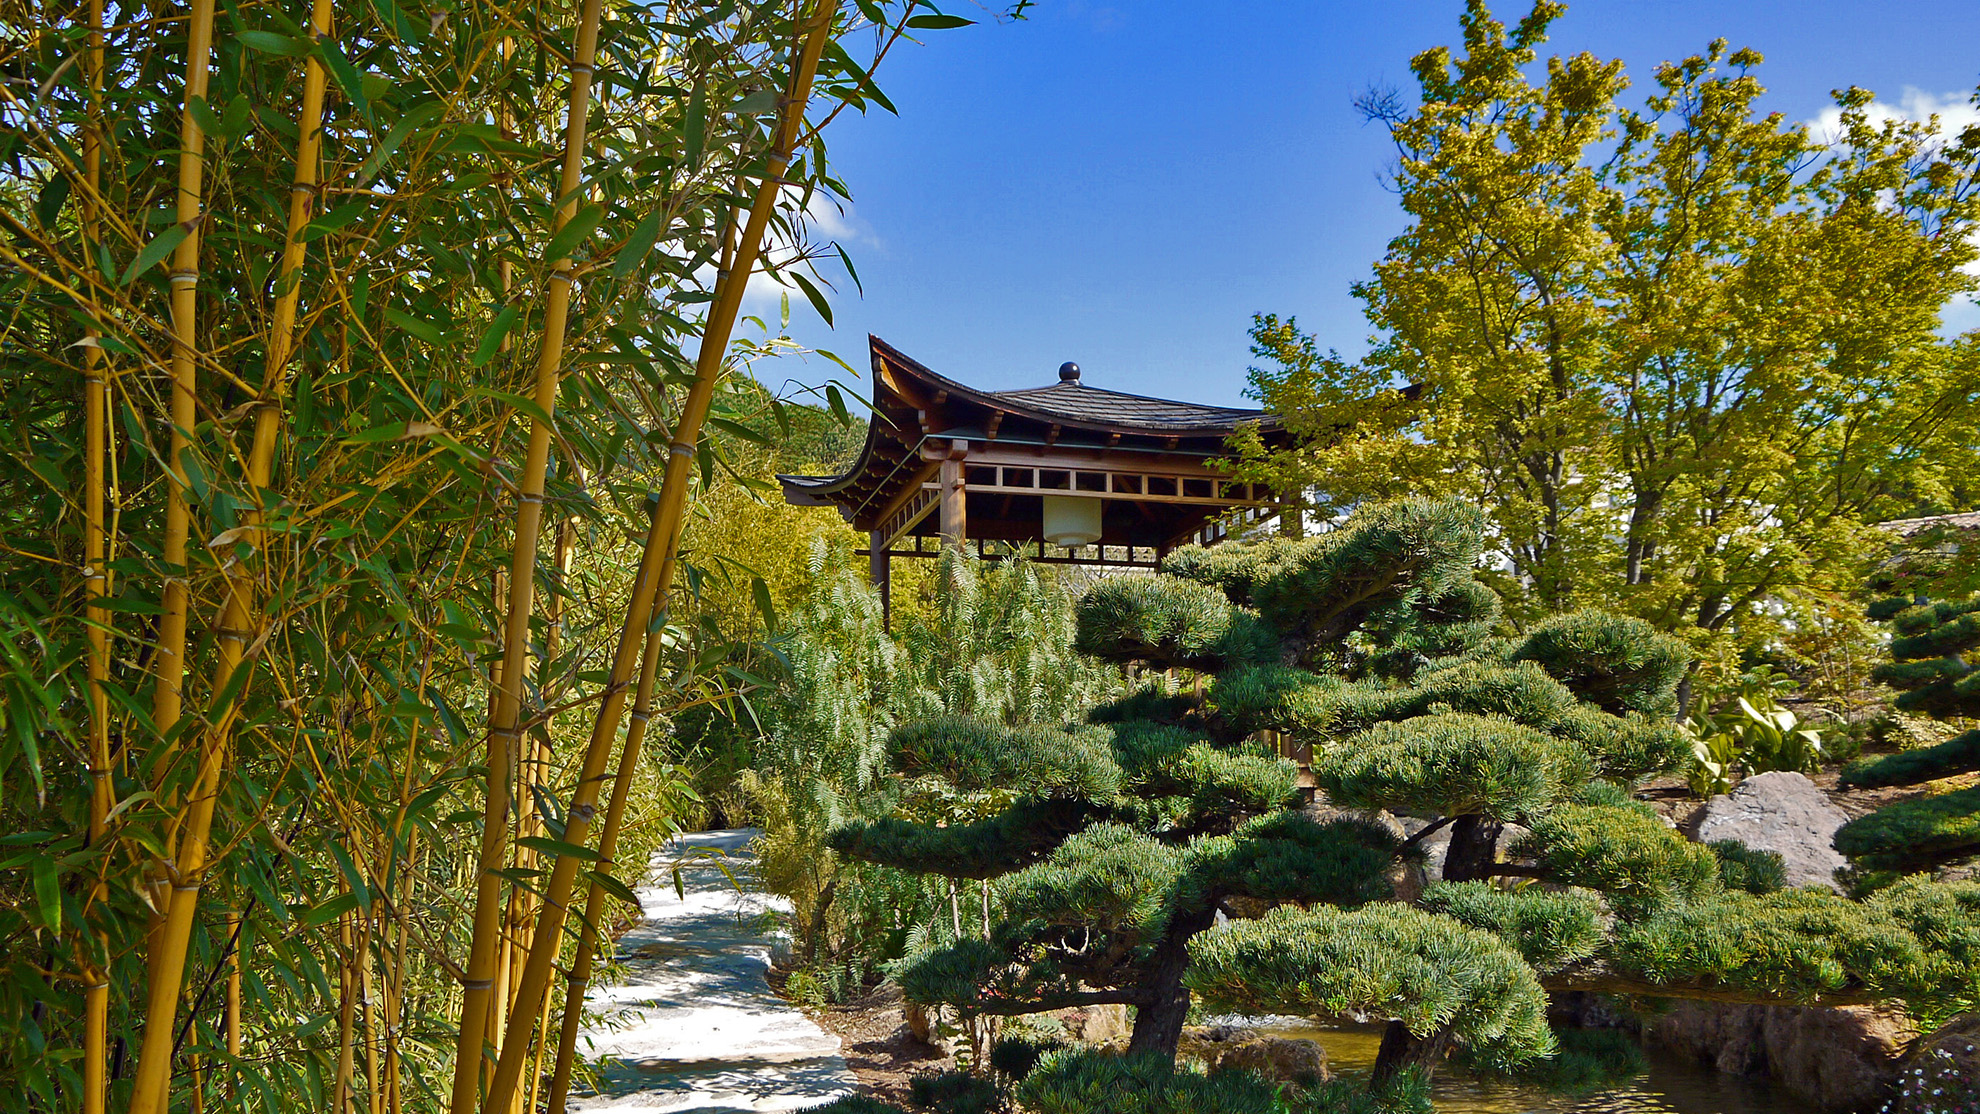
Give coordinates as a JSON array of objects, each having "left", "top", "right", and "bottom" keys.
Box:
[{"left": 0, "top": 0, "right": 963, "bottom": 1109}]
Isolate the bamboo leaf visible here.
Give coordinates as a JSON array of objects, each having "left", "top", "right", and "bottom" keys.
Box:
[
  {"left": 385, "top": 307, "right": 445, "bottom": 345},
  {"left": 31, "top": 858, "right": 60, "bottom": 932},
  {"left": 120, "top": 225, "right": 187, "bottom": 285},
  {"left": 613, "top": 207, "right": 666, "bottom": 280},
  {"left": 187, "top": 94, "right": 228, "bottom": 139},
  {"left": 905, "top": 13, "right": 975, "bottom": 28},
  {"left": 471, "top": 305, "right": 522, "bottom": 367},
  {"left": 301, "top": 892, "right": 361, "bottom": 929},
  {"left": 543, "top": 202, "right": 607, "bottom": 263},
  {"left": 789, "top": 270, "right": 834, "bottom": 326},
  {"left": 586, "top": 869, "right": 642, "bottom": 908},
  {"left": 705, "top": 416, "right": 768, "bottom": 445},
  {"left": 684, "top": 84, "right": 707, "bottom": 168},
  {"left": 301, "top": 200, "right": 369, "bottom": 241},
  {"left": 238, "top": 30, "right": 309, "bottom": 56},
  {"left": 317, "top": 39, "right": 371, "bottom": 121},
  {"left": 34, "top": 175, "right": 68, "bottom": 228},
  {"left": 735, "top": 89, "right": 778, "bottom": 115},
  {"left": 752, "top": 576, "right": 777, "bottom": 632}
]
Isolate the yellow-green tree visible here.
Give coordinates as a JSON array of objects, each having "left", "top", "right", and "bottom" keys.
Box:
[{"left": 1233, "top": 1, "right": 1980, "bottom": 693}]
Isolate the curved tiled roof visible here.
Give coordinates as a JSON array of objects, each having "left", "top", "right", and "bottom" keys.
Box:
[{"left": 988, "top": 381, "right": 1267, "bottom": 432}]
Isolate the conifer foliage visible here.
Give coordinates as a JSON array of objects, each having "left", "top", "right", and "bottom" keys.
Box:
[
  {"left": 826, "top": 497, "right": 1980, "bottom": 1109},
  {"left": 1836, "top": 589, "right": 1980, "bottom": 875}
]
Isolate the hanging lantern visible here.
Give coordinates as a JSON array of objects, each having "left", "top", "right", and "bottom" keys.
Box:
[{"left": 1042, "top": 496, "right": 1103, "bottom": 547}]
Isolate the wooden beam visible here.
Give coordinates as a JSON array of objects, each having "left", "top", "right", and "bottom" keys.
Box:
[
  {"left": 986, "top": 411, "right": 1004, "bottom": 441},
  {"left": 939, "top": 440, "right": 968, "bottom": 548},
  {"left": 869, "top": 530, "right": 891, "bottom": 629}
]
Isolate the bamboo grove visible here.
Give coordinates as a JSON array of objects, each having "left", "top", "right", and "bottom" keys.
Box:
[{"left": 0, "top": 0, "right": 972, "bottom": 1110}]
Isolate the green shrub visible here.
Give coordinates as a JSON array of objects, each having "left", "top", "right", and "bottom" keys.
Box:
[
  {"left": 1833, "top": 786, "right": 1980, "bottom": 871},
  {"left": 1709, "top": 840, "right": 1788, "bottom": 895},
  {"left": 1074, "top": 578, "right": 1275, "bottom": 671},
  {"left": 989, "top": 1035, "right": 1067, "bottom": 1082},
  {"left": 1515, "top": 805, "right": 1718, "bottom": 919},
  {"left": 1314, "top": 713, "right": 1592, "bottom": 821},
  {"left": 1613, "top": 889, "right": 1937, "bottom": 1001},
  {"left": 1185, "top": 905, "right": 1554, "bottom": 1068},
  {"left": 1454, "top": 1026, "right": 1646, "bottom": 1094},
  {"left": 1015, "top": 1049, "right": 1281, "bottom": 1114},
  {"left": 1841, "top": 729, "right": 1980, "bottom": 790},
  {"left": 803, "top": 1098, "right": 911, "bottom": 1114},
  {"left": 1418, "top": 881, "right": 1603, "bottom": 972},
  {"left": 1287, "top": 1073, "right": 1432, "bottom": 1114},
  {"left": 909, "top": 1071, "right": 998, "bottom": 1114},
  {"left": 1512, "top": 611, "right": 1689, "bottom": 716}
]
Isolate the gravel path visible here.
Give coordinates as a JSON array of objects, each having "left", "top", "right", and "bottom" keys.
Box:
[{"left": 567, "top": 829, "right": 855, "bottom": 1113}]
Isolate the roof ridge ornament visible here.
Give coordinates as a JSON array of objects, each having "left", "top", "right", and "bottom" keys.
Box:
[{"left": 1058, "top": 361, "right": 1081, "bottom": 385}]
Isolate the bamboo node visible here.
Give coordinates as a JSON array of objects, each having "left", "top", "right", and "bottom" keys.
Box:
[
  {"left": 669, "top": 441, "right": 695, "bottom": 458},
  {"left": 570, "top": 803, "right": 596, "bottom": 823},
  {"left": 169, "top": 271, "right": 199, "bottom": 286},
  {"left": 460, "top": 978, "right": 495, "bottom": 990},
  {"left": 519, "top": 492, "right": 545, "bottom": 505}
]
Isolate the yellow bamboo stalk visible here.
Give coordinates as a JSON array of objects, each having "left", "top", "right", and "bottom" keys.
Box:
[
  {"left": 146, "top": 0, "right": 217, "bottom": 762},
  {"left": 80, "top": 0, "right": 112, "bottom": 1108},
  {"left": 484, "top": 9, "right": 838, "bottom": 1111},
  {"left": 542, "top": 614, "right": 665, "bottom": 1114},
  {"left": 363, "top": 900, "right": 382, "bottom": 1114},
  {"left": 125, "top": 0, "right": 217, "bottom": 1106},
  {"left": 446, "top": 2, "right": 609, "bottom": 1108},
  {"left": 227, "top": 909, "right": 242, "bottom": 1097},
  {"left": 127, "top": 0, "right": 334, "bottom": 1102},
  {"left": 335, "top": 906, "right": 359, "bottom": 1114}
]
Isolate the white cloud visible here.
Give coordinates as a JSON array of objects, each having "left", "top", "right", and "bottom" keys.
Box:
[{"left": 1806, "top": 87, "right": 1980, "bottom": 146}]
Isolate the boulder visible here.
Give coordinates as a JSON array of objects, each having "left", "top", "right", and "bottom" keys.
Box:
[
  {"left": 1056, "top": 1003, "right": 1130, "bottom": 1046},
  {"left": 1691, "top": 771, "right": 1850, "bottom": 890},
  {"left": 1646, "top": 1002, "right": 1915, "bottom": 1112},
  {"left": 1177, "top": 1026, "right": 1328, "bottom": 1084},
  {"left": 1219, "top": 1037, "right": 1328, "bottom": 1084}
]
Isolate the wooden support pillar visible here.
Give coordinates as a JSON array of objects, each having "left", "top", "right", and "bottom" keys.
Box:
[
  {"left": 938, "top": 441, "right": 968, "bottom": 548},
  {"left": 869, "top": 530, "right": 891, "bottom": 629}
]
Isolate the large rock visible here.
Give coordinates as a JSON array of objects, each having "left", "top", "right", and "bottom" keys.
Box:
[
  {"left": 1645, "top": 1002, "right": 1915, "bottom": 1112},
  {"left": 1691, "top": 771, "right": 1850, "bottom": 890},
  {"left": 1178, "top": 1026, "right": 1328, "bottom": 1084}
]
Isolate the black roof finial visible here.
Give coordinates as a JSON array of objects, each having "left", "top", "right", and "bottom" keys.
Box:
[{"left": 1058, "top": 361, "right": 1081, "bottom": 385}]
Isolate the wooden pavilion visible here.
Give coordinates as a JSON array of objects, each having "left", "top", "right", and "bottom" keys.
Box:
[{"left": 779, "top": 336, "right": 1287, "bottom": 619}]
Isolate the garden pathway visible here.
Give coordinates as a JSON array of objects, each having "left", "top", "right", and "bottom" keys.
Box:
[{"left": 567, "top": 828, "right": 855, "bottom": 1113}]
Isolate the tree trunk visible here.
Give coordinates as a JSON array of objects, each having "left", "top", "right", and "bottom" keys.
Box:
[
  {"left": 1371, "top": 1020, "right": 1452, "bottom": 1086},
  {"left": 1125, "top": 907, "right": 1217, "bottom": 1060},
  {"left": 1442, "top": 815, "right": 1503, "bottom": 882}
]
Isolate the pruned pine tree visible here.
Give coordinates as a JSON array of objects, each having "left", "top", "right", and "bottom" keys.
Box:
[
  {"left": 826, "top": 497, "right": 1980, "bottom": 1110},
  {"left": 1836, "top": 588, "right": 1980, "bottom": 883}
]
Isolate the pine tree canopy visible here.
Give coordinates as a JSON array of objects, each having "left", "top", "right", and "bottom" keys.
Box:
[{"left": 826, "top": 496, "right": 1980, "bottom": 1098}]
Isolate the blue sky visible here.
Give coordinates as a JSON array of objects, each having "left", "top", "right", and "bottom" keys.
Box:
[{"left": 754, "top": 1, "right": 1980, "bottom": 409}]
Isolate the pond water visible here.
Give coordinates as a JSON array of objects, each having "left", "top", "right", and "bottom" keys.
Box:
[{"left": 1254, "top": 1021, "right": 1810, "bottom": 1114}]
